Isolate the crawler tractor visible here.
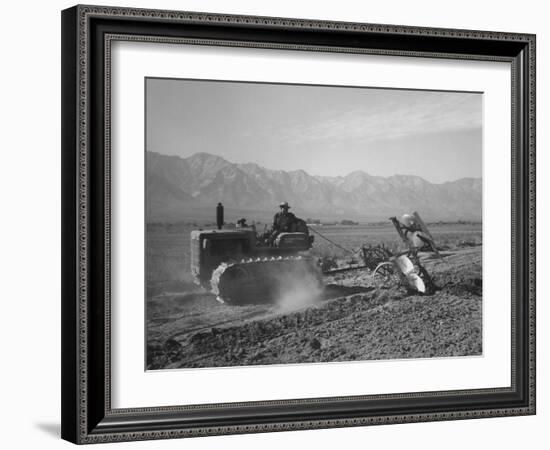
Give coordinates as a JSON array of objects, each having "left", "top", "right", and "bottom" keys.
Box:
[{"left": 190, "top": 204, "right": 321, "bottom": 304}]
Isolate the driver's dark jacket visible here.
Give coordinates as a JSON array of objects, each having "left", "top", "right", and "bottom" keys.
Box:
[{"left": 273, "top": 211, "right": 296, "bottom": 232}]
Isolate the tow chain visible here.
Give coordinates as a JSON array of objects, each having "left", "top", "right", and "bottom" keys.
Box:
[{"left": 308, "top": 226, "right": 356, "bottom": 255}]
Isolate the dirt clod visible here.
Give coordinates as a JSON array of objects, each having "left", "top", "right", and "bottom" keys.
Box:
[{"left": 310, "top": 338, "right": 322, "bottom": 350}]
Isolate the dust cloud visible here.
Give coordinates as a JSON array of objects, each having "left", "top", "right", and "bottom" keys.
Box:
[{"left": 275, "top": 270, "right": 323, "bottom": 312}]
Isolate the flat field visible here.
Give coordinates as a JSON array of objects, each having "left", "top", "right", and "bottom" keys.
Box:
[{"left": 146, "top": 222, "right": 482, "bottom": 369}]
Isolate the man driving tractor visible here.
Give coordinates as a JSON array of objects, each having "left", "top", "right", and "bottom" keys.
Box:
[
  {"left": 273, "top": 202, "right": 296, "bottom": 233},
  {"left": 263, "top": 201, "right": 304, "bottom": 245}
]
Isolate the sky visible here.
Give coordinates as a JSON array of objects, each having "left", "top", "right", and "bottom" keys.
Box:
[{"left": 146, "top": 78, "right": 482, "bottom": 183}]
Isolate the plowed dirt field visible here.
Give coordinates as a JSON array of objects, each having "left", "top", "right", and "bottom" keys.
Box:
[{"left": 147, "top": 246, "right": 482, "bottom": 370}]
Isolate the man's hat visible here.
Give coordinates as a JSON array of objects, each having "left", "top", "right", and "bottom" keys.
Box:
[{"left": 279, "top": 201, "right": 290, "bottom": 209}]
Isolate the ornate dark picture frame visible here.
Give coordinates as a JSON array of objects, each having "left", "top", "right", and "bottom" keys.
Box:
[{"left": 61, "top": 4, "right": 536, "bottom": 444}]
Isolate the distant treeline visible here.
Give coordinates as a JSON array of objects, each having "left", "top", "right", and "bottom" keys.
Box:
[
  {"left": 426, "top": 220, "right": 482, "bottom": 226},
  {"left": 147, "top": 220, "right": 267, "bottom": 231},
  {"left": 147, "top": 218, "right": 481, "bottom": 231},
  {"left": 307, "top": 219, "right": 360, "bottom": 226}
]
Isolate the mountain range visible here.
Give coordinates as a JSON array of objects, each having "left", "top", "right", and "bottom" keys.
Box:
[{"left": 146, "top": 151, "right": 482, "bottom": 222}]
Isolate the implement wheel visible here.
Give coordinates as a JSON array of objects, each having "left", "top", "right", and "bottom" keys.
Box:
[{"left": 372, "top": 261, "right": 400, "bottom": 289}]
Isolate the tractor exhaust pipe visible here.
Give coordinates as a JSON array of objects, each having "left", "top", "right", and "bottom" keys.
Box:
[{"left": 216, "top": 202, "right": 224, "bottom": 230}]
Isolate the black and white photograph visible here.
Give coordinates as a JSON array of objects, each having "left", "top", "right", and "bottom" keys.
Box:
[{"left": 145, "top": 78, "right": 483, "bottom": 370}]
